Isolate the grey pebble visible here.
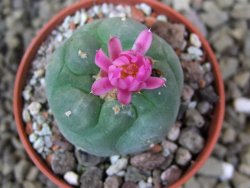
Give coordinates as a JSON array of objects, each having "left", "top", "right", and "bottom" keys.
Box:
[
  {"left": 179, "top": 127, "right": 204, "bottom": 154},
  {"left": 75, "top": 149, "right": 104, "bottom": 167},
  {"left": 185, "top": 109, "right": 205, "bottom": 128},
  {"left": 51, "top": 150, "right": 76, "bottom": 175},
  {"left": 130, "top": 152, "right": 165, "bottom": 170}
]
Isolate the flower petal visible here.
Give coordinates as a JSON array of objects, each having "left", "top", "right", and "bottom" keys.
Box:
[
  {"left": 132, "top": 29, "right": 152, "bottom": 54},
  {"left": 112, "top": 56, "right": 129, "bottom": 66},
  {"left": 95, "top": 49, "right": 112, "bottom": 72},
  {"left": 91, "top": 78, "right": 114, "bottom": 95},
  {"left": 143, "top": 77, "right": 165, "bottom": 89},
  {"left": 108, "top": 37, "right": 123, "bottom": 60},
  {"left": 118, "top": 90, "right": 132, "bottom": 105}
]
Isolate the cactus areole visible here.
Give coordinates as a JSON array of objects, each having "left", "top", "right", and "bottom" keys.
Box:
[{"left": 45, "top": 18, "right": 183, "bottom": 156}]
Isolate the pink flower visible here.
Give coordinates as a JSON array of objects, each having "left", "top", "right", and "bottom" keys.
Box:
[{"left": 91, "top": 29, "right": 166, "bottom": 105}]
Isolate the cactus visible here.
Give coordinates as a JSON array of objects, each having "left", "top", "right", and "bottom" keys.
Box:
[{"left": 45, "top": 18, "right": 183, "bottom": 156}]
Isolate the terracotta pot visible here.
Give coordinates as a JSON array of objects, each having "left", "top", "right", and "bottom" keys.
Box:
[{"left": 13, "top": 0, "right": 225, "bottom": 187}]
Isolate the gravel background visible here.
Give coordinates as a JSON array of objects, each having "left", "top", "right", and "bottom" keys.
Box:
[{"left": 0, "top": 0, "right": 250, "bottom": 188}]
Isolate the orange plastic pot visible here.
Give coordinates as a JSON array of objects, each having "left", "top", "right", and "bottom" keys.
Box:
[{"left": 13, "top": 0, "right": 225, "bottom": 187}]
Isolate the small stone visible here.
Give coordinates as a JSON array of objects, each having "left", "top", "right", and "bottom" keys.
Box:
[
  {"left": 161, "top": 140, "right": 178, "bottom": 156},
  {"left": 190, "top": 33, "right": 202, "bottom": 48},
  {"left": 166, "top": 122, "right": 181, "bottom": 141},
  {"left": 200, "top": 2, "right": 229, "bottom": 28},
  {"left": 213, "top": 143, "right": 227, "bottom": 159},
  {"left": 145, "top": 17, "right": 156, "bottom": 28},
  {"left": 234, "top": 98, "right": 250, "bottom": 113},
  {"left": 197, "top": 101, "right": 211, "bottom": 114},
  {"left": 182, "top": 85, "right": 194, "bottom": 102},
  {"left": 198, "top": 157, "right": 234, "bottom": 180},
  {"left": 64, "top": 171, "right": 79, "bottom": 186},
  {"left": 220, "top": 58, "right": 239, "bottom": 80},
  {"left": 75, "top": 149, "right": 104, "bottom": 167},
  {"left": 14, "top": 160, "right": 31, "bottom": 182},
  {"left": 22, "top": 109, "right": 31, "bottom": 122},
  {"left": 110, "top": 155, "right": 120, "bottom": 164},
  {"left": 221, "top": 127, "right": 237, "bottom": 144},
  {"left": 199, "top": 86, "right": 219, "bottom": 104},
  {"left": 29, "top": 133, "right": 38, "bottom": 143},
  {"left": 33, "top": 137, "right": 44, "bottom": 149},
  {"left": 215, "top": 182, "right": 231, "bottom": 188},
  {"left": 212, "top": 32, "right": 234, "bottom": 53},
  {"left": 161, "top": 165, "right": 182, "bottom": 184},
  {"left": 156, "top": 15, "right": 167, "bottom": 22},
  {"left": 121, "top": 181, "right": 138, "bottom": 188},
  {"left": 28, "top": 102, "right": 41, "bottom": 116},
  {"left": 80, "top": 167, "right": 103, "bottom": 188},
  {"left": 185, "top": 109, "right": 205, "bottom": 127},
  {"left": 197, "top": 176, "right": 217, "bottom": 188},
  {"left": 44, "top": 136, "right": 53, "bottom": 148},
  {"left": 232, "top": 172, "right": 250, "bottom": 188},
  {"left": 239, "top": 163, "right": 250, "bottom": 176},
  {"left": 34, "top": 68, "right": 45, "bottom": 78},
  {"left": 51, "top": 150, "right": 76, "bottom": 175},
  {"left": 215, "top": 0, "right": 234, "bottom": 9},
  {"left": 231, "top": 4, "right": 250, "bottom": 19},
  {"left": 240, "top": 145, "right": 250, "bottom": 165},
  {"left": 179, "top": 127, "right": 204, "bottom": 154},
  {"left": 27, "top": 167, "right": 39, "bottom": 181},
  {"left": 106, "top": 158, "right": 128, "bottom": 176},
  {"left": 175, "top": 147, "right": 192, "bottom": 166},
  {"left": 185, "top": 177, "right": 201, "bottom": 188},
  {"left": 173, "top": 0, "right": 190, "bottom": 11},
  {"left": 234, "top": 72, "right": 250, "bottom": 88},
  {"left": 125, "top": 166, "right": 147, "bottom": 182},
  {"left": 130, "top": 152, "right": 165, "bottom": 170},
  {"left": 104, "top": 176, "right": 121, "bottom": 188},
  {"left": 138, "top": 3, "right": 152, "bottom": 16},
  {"left": 138, "top": 180, "right": 153, "bottom": 188},
  {"left": 187, "top": 46, "right": 203, "bottom": 58},
  {"left": 152, "top": 21, "right": 185, "bottom": 49}
]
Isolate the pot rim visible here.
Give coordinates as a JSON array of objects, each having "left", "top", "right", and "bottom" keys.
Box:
[{"left": 13, "top": 0, "right": 225, "bottom": 187}]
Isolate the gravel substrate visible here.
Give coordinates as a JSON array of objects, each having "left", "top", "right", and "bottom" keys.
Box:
[
  {"left": 21, "top": 3, "right": 218, "bottom": 188},
  {"left": 1, "top": 0, "right": 250, "bottom": 188}
]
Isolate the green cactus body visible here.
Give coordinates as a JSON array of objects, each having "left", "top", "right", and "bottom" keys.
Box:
[{"left": 46, "top": 18, "right": 183, "bottom": 156}]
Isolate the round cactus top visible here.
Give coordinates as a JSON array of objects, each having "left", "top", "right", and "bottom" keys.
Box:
[{"left": 45, "top": 18, "right": 183, "bottom": 156}]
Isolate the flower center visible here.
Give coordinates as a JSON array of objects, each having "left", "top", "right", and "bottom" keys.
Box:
[{"left": 121, "top": 63, "right": 139, "bottom": 79}]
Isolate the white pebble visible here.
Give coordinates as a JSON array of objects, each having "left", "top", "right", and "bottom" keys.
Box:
[
  {"left": 188, "top": 101, "right": 197, "bottom": 109},
  {"left": 138, "top": 3, "right": 152, "bottom": 16},
  {"left": 22, "top": 109, "right": 31, "bottom": 122},
  {"left": 101, "top": 3, "right": 110, "bottom": 15},
  {"left": 190, "top": 33, "right": 202, "bottom": 48},
  {"left": 93, "top": 5, "right": 100, "bottom": 14},
  {"left": 110, "top": 155, "right": 120, "bottom": 164},
  {"left": 202, "top": 62, "right": 212, "bottom": 72},
  {"left": 34, "top": 68, "right": 45, "bottom": 78},
  {"left": 65, "top": 111, "right": 72, "bottom": 117},
  {"left": 116, "top": 170, "right": 125, "bottom": 177},
  {"left": 29, "top": 133, "right": 38, "bottom": 143},
  {"left": 187, "top": 46, "right": 203, "bottom": 57},
  {"left": 73, "top": 11, "right": 81, "bottom": 24},
  {"left": 40, "top": 78, "right": 46, "bottom": 87},
  {"left": 56, "top": 34, "right": 63, "bottom": 42},
  {"left": 138, "top": 180, "right": 153, "bottom": 188},
  {"left": 28, "top": 102, "right": 41, "bottom": 116},
  {"left": 156, "top": 15, "right": 167, "bottom": 22},
  {"left": 37, "top": 123, "right": 51, "bottom": 136},
  {"left": 44, "top": 136, "right": 53, "bottom": 148},
  {"left": 80, "top": 11, "right": 88, "bottom": 26},
  {"left": 33, "top": 137, "right": 44, "bottom": 149},
  {"left": 220, "top": 162, "right": 234, "bottom": 181},
  {"left": 106, "top": 158, "right": 128, "bottom": 176},
  {"left": 147, "top": 177, "right": 153, "bottom": 184},
  {"left": 234, "top": 98, "right": 250, "bottom": 113},
  {"left": 64, "top": 171, "right": 79, "bottom": 186}
]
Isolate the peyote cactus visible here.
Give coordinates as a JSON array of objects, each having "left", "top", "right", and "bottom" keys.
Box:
[{"left": 46, "top": 18, "right": 183, "bottom": 157}]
